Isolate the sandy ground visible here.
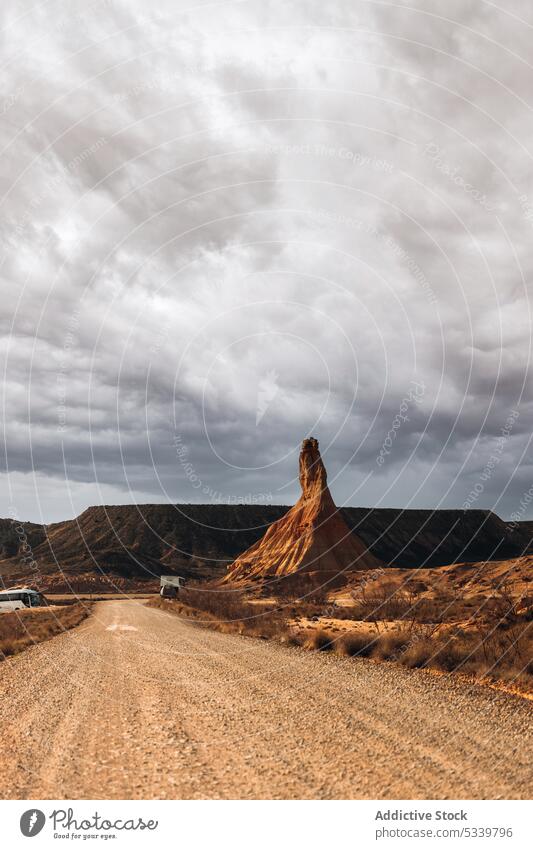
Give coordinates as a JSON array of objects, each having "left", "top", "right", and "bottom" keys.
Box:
[{"left": 0, "top": 599, "right": 531, "bottom": 800}]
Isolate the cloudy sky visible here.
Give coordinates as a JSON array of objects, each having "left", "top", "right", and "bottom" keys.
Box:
[{"left": 1, "top": 0, "right": 533, "bottom": 523}]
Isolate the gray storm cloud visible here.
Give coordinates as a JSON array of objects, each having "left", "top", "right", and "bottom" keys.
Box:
[{"left": 1, "top": 0, "right": 532, "bottom": 522}]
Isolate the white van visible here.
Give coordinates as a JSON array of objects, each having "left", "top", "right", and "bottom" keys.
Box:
[
  {"left": 160, "top": 575, "right": 185, "bottom": 598},
  {"left": 0, "top": 588, "right": 46, "bottom": 612}
]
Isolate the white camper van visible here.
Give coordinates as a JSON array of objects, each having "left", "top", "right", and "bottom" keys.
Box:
[
  {"left": 160, "top": 575, "right": 185, "bottom": 599},
  {"left": 0, "top": 588, "right": 46, "bottom": 612}
]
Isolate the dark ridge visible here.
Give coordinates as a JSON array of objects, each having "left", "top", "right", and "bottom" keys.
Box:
[
  {"left": 341, "top": 507, "right": 531, "bottom": 567},
  {"left": 0, "top": 504, "right": 531, "bottom": 590},
  {"left": 0, "top": 518, "right": 47, "bottom": 559}
]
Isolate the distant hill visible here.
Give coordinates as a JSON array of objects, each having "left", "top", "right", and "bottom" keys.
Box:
[
  {"left": 0, "top": 504, "right": 531, "bottom": 592},
  {"left": 0, "top": 518, "right": 47, "bottom": 559},
  {"left": 517, "top": 520, "right": 533, "bottom": 542},
  {"left": 0, "top": 504, "right": 287, "bottom": 591},
  {"left": 342, "top": 507, "right": 533, "bottom": 568}
]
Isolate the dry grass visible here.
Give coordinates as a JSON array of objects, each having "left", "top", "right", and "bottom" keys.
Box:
[
  {"left": 148, "top": 590, "right": 289, "bottom": 640},
  {"left": 179, "top": 586, "right": 268, "bottom": 621},
  {"left": 371, "top": 629, "right": 412, "bottom": 660},
  {"left": 306, "top": 620, "right": 533, "bottom": 691},
  {"left": 151, "top": 574, "right": 533, "bottom": 694},
  {"left": 337, "top": 631, "right": 377, "bottom": 657},
  {"left": 305, "top": 629, "right": 335, "bottom": 651},
  {"left": 283, "top": 629, "right": 306, "bottom": 647},
  {"left": 0, "top": 603, "right": 91, "bottom": 660}
]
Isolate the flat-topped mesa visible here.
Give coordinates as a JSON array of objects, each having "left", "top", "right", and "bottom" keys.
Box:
[{"left": 224, "top": 437, "right": 381, "bottom": 584}]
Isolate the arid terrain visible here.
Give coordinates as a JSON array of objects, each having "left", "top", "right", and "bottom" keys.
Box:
[
  {"left": 1, "top": 503, "right": 530, "bottom": 592},
  {"left": 166, "top": 440, "right": 531, "bottom": 694},
  {"left": 0, "top": 603, "right": 91, "bottom": 659},
  {"left": 0, "top": 599, "right": 531, "bottom": 800},
  {"left": 1, "top": 441, "right": 531, "bottom": 800}
]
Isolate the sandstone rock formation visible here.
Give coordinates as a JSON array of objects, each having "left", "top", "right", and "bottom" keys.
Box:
[{"left": 225, "top": 437, "right": 381, "bottom": 584}]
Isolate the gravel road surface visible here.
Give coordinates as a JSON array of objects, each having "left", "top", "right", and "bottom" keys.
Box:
[{"left": 0, "top": 600, "right": 531, "bottom": 799}]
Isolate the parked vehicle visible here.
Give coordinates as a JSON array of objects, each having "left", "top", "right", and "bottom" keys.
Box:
[
  {"left": 160, "top": 575, "right": 185, "bottom": 599},
  {"left": 0, "top": 588, "right": 47, "bottom": 612}
]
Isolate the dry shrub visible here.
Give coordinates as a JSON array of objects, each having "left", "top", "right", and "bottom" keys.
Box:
[
  {"left": 158, "top": 586, "right": 290, "bottom": 641},
  {"left": 398, "top": 639, "right": 435, "bottom": 669},
  {"left": 372, "top": 629, "right": 412, "bottom": 660},
  {"left": 283, "top": 630, "right": 306, "bottom": 647},
  {"left": 399, "top": 636, "right": 465, "bottom": 671},
  {"left": 274, "top": 573, "right": 330, "bottom": 603},
  {"left": 338, "top": 631, "right": 376, "bottom": 657},
  {"left": 350, "top": 582, "right": 409, "bottom": 624},
  {"left": 347, "top": 574, "right": 478, "bottom": 626},
  {"left": 387, "top": 619, "right": 533, "bottom": 686},
  {"left": 329, "top": 605, "right": 368, "bottom": 621},
  {"left": 290, "top": 601, "right": 324, "bottom": 619},
  {"left": 332, "top": 618, "right": 533, "bottom": 690},
  {"left": 180, "top": 586, "right": 260, "bottom": 622},
  {"left": 306, "top": 629, "right": 335, "bottom": 651},
  {"left": 410, "top": 598, "right": 448, "bottom": 623}
]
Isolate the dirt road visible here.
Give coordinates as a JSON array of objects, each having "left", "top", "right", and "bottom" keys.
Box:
[{"left": 0, "top": 600, "right": 531, "bottom": 799}]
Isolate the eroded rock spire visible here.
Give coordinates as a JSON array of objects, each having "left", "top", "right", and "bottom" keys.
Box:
[{"left": 225, "top": 437, "right": 381, "bottom": 583}]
